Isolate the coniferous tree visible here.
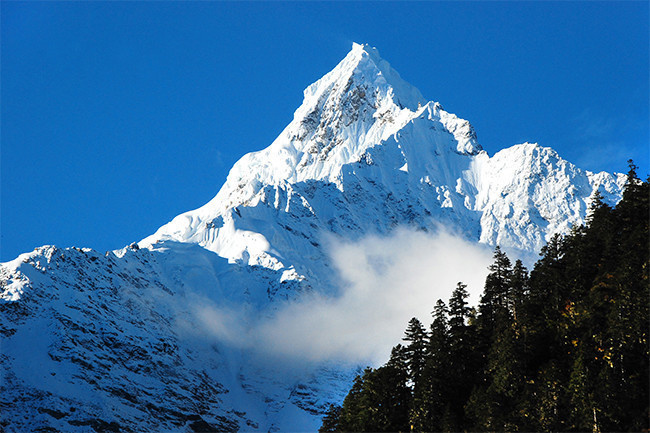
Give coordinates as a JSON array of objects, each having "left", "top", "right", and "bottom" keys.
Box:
[
  {"left": 428, "top": 300, "right": 449, "bottom": 359},
  {"left": 525, "top": 234, "right": 567, "bottom": 371},
  {"left": 509, "top": 259, "right": 528, "bottom": 328},
  {"left": 366, "top": 366, "right": 412, "bottom": 432},
  {"left": 385, "top": 343, "right": 414, "bottom": 429},
  {"left": 446, "top": 282, "right": 476, "bottom": 430},
  {"left": 415, "top": 300, "right": 450, "bottom": 432},
  {"left": 478, "top": 247, "right": 513, "bottom": 336},
  {"left": 323, "top": 171, "right": 649, "bottom": 433},
  {"left": 448, "top": 282, "right": 471, "bottom": 338},
  {"left": 338, "top": 373, "right": 366, "bottom": 431},
  {"left": 337, "top": 360, "right": 412, "bottom": 431},
  {"left": 319, "top": 404, "right": 342, "bottom": 432},
  {"left": 386, "top": 343, "right": 409, "bottom": 374},
  {"left": 402, "top": 317, "right": 427, "bottom": 388}
]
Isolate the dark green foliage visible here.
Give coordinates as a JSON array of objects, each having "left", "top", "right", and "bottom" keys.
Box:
[
  {"left": 338, "top": 365, "right": 411, "bottom": 432},
  {"left": 321, "top": 171, "right": 649, "bottom": 432},
  {"left": 403, "top": 317, "right": 427, "bottom": 387},
  {"left": 418, "top": 300, "right": 450, "bottom": 431},
  {"left": 319, "top": 404, "right": 342, "bottom": 433},
  {"left": 444, "top": 282, "right": 478, "bottom": 431}
]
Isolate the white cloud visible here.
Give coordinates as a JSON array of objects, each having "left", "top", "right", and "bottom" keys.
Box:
[{"left": 189, "top": 227, "right": 494, "bottom": 367}]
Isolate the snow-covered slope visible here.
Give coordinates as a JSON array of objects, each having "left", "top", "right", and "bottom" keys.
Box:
[
  {"left": 1, "top": 43, "right": 625, "bottom": 432},
  {"left": 140, "top": 43, "right": 624, "bottom": 284}
]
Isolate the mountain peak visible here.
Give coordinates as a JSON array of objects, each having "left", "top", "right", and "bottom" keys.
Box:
[
  {"left": 2, "top": 43, "right": 630, "bottom": 433},
  {"left": 142, "top": 45, "right": 485, "bottom": 232},
  {"left": 347, "top": 42, "right": 394, "bottom": 77},
  {"left": 141, "top": 44, "right": 628, "bottom": 262},
  {"left": 187, "top": 43, "right": 443, "bottom": 205},
  {"left": 350, "top": 41, "right": 374, "bottom": 53},
  {"left": 349, "top": 42, "right": 377, "bottom": 58},
  {"left": 299, "top": 42, "right": 426, "bottom": 113}
]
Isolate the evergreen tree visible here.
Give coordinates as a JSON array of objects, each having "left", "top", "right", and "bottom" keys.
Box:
[
  {"left": 338, "top": 373, "right": 367, "bottom": 431},
  {"left": 338, "top": 365, "right": 411, "bottom": 432},
  {"left": 567, "top": 352, "right": 594, "bottom": 431},
  {"left": 446, "top": 282, "right": 476, "bottom": 430},
  {"left": 324, "top": 173, "right": 649, "bottom": 432},
  {"left": 525, "top": 234, "right": 567, "bottom": 370},
  {"left": 428, "top": 299, "right": 449, "bottom": 361},
  {"left": 482, "top": 319, "right": 525, "bottom": 430},
  {"left": 448, "top": 282, "right": 471, "bottom": 336},
  {"left": 509, "top": 259, "right": 528, "bottom": 328},
  {"left": 402, "top": 317, "right": 427, "bottom": 387},
  {"left": 384, "top": 344, "right": 413, "bottom": 431},
  {"left": 478, "top": 247, "right": 513, "bottom": 335},
  {"left": 414, "top": 300, "right": 450, "bottom": 432},
  {"left": 318, "top": 404, "right": 341, "bottom": 432},
  {"left": 386, "top": 344, "right": 409, "bottom": 374}
]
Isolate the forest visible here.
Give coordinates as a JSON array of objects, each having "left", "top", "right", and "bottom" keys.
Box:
[{"left": 320, "top": 163, "right": 649, "bottom": 432}]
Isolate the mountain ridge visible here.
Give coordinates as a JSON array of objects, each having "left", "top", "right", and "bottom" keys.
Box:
[
  {"left": 139, "top": 44, "right": 624, "bottom": 275},
  {"left": 1, "top": 43, "right": 627, "bottom": 432}
]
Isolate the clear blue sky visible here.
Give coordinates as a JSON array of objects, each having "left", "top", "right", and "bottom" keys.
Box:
[{"left": 2, "top": 1, "right": 648, "bottom": 261}]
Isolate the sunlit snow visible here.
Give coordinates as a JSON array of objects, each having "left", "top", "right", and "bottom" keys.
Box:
[{"left": 1, "top": 43, "right": 626, "bottom": 432}]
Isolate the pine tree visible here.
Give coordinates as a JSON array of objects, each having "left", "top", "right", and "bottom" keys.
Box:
[
  {"left": 482, "top": 319, "right": 525, "bottom": 430},
  {"left": 428, "top": 299, "right": 449, "bottom": 360},
  {"left": 468, "top": 250, "right": 529, "bottom": 429},
  {"left": 338, "top": 373, "right": 367, "bottom": 431},
  {"left": 448, "top": 282, "right": 471, "bottom": 334},
  {"left": 567, "top": 352, "right": 594, "bottom": 431},
  {"left": 509, "top": 259, "right": 528, "bottom": 329},
  {"left": 401, "top": 319, "right": 429, "bottom": 431},
  {"left": 337, "top": 365, "right": 411, "bottom": 432},
  {"left": 386, "top": 344, "right": 409, "bottom": 374},
  {"left": 319, "top": 404, "right": 342, "bottom": 432},
  {"left": 385, "top": 344, "right": 413, "bottom": 430},
  {"left": 479, "top": 247, "right": 513, "bottom": 335},
  {"left": 446, "top": 283, "right": 476, "bottom": 430},
  {"left": 526, "top": 234, "right": 567, "bottom": 369},
  {"left": 414, "top": 300, "right": 450, "bottom": 432},
  {"left": 402, "top": 317, "right": 427, "bottom": 387}
]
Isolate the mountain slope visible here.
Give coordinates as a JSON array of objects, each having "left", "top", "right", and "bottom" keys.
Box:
[
  {"left": 1, "top": 43, "right": 626, "bottom": 432},
  {"left": 140, "top": 43, "right": 624, "bottom": 285}
]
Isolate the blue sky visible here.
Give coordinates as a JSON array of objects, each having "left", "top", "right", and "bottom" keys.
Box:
[{"left": 2, "top": 1, "right": 648, "bottom": 261}]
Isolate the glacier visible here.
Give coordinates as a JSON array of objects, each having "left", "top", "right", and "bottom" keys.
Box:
[{"left": 1, "top": 43, "right": 626, "bottom": 432}]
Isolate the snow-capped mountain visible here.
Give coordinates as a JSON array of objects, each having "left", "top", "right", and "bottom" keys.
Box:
[{"left": 1, "top": 43, "right": 625, "bottom": 432}]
